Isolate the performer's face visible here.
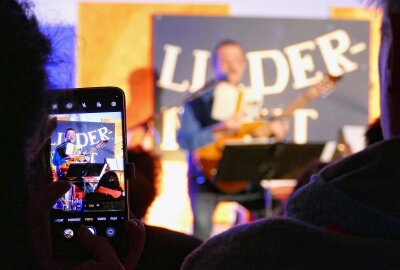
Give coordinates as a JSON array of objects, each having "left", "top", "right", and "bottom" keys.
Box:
[
  {"left": 65, "top": 130, "right": 76, "bottom": 143},
  {"left": 215, "top": 44, "right": 246, "bottom": 86}
]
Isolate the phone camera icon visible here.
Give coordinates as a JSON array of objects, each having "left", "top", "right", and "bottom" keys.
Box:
[
  {"left": 66, "top": 103, "right": 73, "bottom": 109},
  {"left": 111, "top": 101, "right": 116, "bottom": 107},
  {"left": 106, "top": 227, "right": 116, "bottom": 237},
  {"left": 63, "top": 228, "right": 74, "bottom": 239}
]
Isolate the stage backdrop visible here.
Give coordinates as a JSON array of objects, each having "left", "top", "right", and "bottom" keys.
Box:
[
  {"left": 153, "top": 16, "right": 370, "bottom": 151},
  {"left": 77, "top": 3, "right": 229, "bottom": 134}
]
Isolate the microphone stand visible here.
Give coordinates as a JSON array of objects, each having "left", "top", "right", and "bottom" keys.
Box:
[
  {"left": 137, "top": 76, "right": 226, "bottom": 129},
  {"left": 159, "top": 76, "right": 225, "bottom": 114},
  {"left": 129, "top": 76, "right": 226, "bottom": 149}
]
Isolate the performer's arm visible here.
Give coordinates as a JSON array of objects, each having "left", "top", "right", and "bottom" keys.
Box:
[
  {"left": 177, "top": 104, "right": 216, "bottom": 151},
  {"left": 52, "top": 150, "right": 63, "bottom": 166}
]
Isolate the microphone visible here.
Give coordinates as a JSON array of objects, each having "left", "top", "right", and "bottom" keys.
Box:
[
  {"left": 185, "top": 74, "right": 227, "bottom": 103},
  {"left": 131, "top": 74, "right": 228, "bottom": 130},
  {"left": 215, "top": 72, "right": 228, "bottom": 82}
]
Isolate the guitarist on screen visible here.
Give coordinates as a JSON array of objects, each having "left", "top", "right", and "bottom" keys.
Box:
[
  {"left": 52, "top": 127, "right": 108, "bottom": 180},
  {"left": 52, "top": 128, "right": 80, "bottom": 180},
  {"left": 177, "top": 39, "right": 289, "bottom": 240}
]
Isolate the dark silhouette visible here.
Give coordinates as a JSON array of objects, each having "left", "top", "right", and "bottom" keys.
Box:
[{"left": 127, "top": 146, "right": 203, "bottom": 270}]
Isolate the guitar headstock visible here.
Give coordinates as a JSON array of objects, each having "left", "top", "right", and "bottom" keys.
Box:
[
  {"left": 96, "top": 139, "right": 109, "bottom": 149},
  {"left": 309, "top": 73, "right": 342, "bottom": 98}
]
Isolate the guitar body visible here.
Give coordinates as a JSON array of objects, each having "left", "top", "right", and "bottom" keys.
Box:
[
  {"left": 55, "top": 140, "right": 108, "bottom": 180},
  {"left": 194, "top": 74, "right": 341, "bottom": 194}
]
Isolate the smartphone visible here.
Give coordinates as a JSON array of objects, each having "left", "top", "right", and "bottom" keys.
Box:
[{"left": 45, "top": 87, "right": 130, "bottom": 260}]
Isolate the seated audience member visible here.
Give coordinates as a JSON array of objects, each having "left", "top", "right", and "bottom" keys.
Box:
[
  {"left": 365, "top": 117, "right": 384, "bottom": 146},
  {"left": 95, "top": 171, "right": 124, "bottom": 200},
  {"left": 128, "top": 146, "right": 161, "bottom": 220},
  {"left": 181, "top": 217, "right": 400, "bottom": 269},
  {"left": 290, "top": 116, "right": 383, "bottom": 198},
  {"left": 127, "top": 147, "right": 203, "bottom": 270},
  {"left": 0, "top": 0, "right": 144, "bottom": 268},
  {"left": 180, "top": 1, "right": 400, "bottom": 268},
  {"left": 83, "top": 171, "right": 125, "bottom": 211},
  {"left": 293, "top": 160, "right": 330, "bottom": 193}
]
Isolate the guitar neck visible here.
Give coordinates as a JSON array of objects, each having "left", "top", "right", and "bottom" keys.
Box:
[
  {"left": 279, "top": 88, "right": 319, "bottom": 118},
  {"left": 86, "top": 140, "right": 108, "bottom": 155}
]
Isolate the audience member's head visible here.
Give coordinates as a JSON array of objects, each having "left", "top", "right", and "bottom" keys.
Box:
[
  {"left": 293, "top": 159, "right": 329, "bottom": 192},
  {"left": 93, "top": 171, "right": 124, "bottom": 200},
  {"left": 365, "top": 117, "right": 383, "bottom": 146},
  {"left": 97, "top": 171, "right": 123, "bottom": 191},
  {"left": 1, "top": 0, "right": 52, "bottom": 268},
  {"left": 127, "top": 146, "right": 161, "bottom": 220}
]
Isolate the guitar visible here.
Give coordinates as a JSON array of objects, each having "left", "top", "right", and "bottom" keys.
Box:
[
  {"left": 194, "top": 74, "right": 341, "bottom": 194},
  {"left": 59, "top": 140, "right": 109, "bottom": 178}
]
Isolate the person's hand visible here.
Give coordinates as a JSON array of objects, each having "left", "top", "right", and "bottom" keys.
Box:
[
  {"left": 268, "top": 120, "right": 290, "bottom": 141},
  {"left": 213, "top": 112, "right": 246, "bottom": 139},
  {"left": 250, "top": 119, "right": 289, "bottom": 141},
  {"left": 72, "top": 220, "right": 145, "bottom": 270},
  {"left": 29, "top": 117, "right": 145, "bottom": 269}
]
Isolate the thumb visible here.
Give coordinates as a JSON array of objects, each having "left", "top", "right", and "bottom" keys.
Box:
[{"left": 123, "top": 219, "right": 145, "bottom": 269}]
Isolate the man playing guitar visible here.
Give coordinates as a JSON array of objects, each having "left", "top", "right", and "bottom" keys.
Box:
[
  {"left": 52, "top": 128, "right": 80, "bottom": 180},
  {"left": 177, "top": 39, "right": 289, "bottom": 239}
]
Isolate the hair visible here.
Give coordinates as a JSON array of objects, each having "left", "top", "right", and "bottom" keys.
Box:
[
  {"left": 96, "top": 171, "right": 123, "bottom": 192},
  {"left": 0, "top": 0, "right": 51, "bottom": 268},
  {"left": 365, "top": 118, "right": 383, "bottom": 146},
  {"left": 127, "top": 146, "right": 161, "bottom": 220},
  {"left": 211, "top": 39, "right": 244, "bottom": 68},
  {"left": 293, "top": 159, "right": 329, "bottom": 192},
  {"left": 65, "top": 127, "right": 75, "bottom": 138}
]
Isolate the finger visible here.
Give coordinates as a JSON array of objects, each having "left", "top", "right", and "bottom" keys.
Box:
[
  {"left": 78, "top": 225, "right": 123, "bottom": 269},
  {"left": 34, "top": 117, "right": 58, "bottom": 157},
  {"left": 37, "top": 181, "right": 72, "bottom": 210},
  {"left": 123, "top": 219, "right": 145, "bottom": 269},
  {"left": 45, "top": 181, "right": 72, "bottom": 208},
  {"left": 45, "top": 117, "right": 58, "bottom": 138}
]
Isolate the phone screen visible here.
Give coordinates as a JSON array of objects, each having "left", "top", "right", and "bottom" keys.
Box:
[{"left": 46, "top": 87, "right": 129, "bottom": 260}]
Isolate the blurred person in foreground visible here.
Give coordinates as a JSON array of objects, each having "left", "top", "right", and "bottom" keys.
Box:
[{"left": 0, "top": 0, "right": 144, "bottom": 268}]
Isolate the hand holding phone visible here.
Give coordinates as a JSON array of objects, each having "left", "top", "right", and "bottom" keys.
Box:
[
  {"left": 31, "top": 179, "right": 145, "bottom": 269},
  {"left": 45, "top": 87, "right": 131, "bottom": 260},
  {"left": 28, "top": 124, "right": 145, "bottom": 269}
]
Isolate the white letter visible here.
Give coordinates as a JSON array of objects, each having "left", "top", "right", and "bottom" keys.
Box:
[
  {"left": 293, "top": 108, "right": 319, "bottom": 144},
  {"left": 247, "top": 50, "right": 289, "bottom": 95},
  {"left": 284, "top": 40, "right": 323, "bottom": 90},
  {"left": 76, "top": 133, "right": 88, "bottom": 147},
  {"left": 87, "top": 130, "right": 99, "bottom": 145},
  {"left": 56, "top": 132, "right": 64, "bottom": 146},
  {"left": 157, "top": 44, "right": 190, "bottom": 92},
  {"left": 98, "top": 127, "right": 111, "bottom": 141},
  {"left": 315, "top": 29, "right": 358, "bottom": 76},
  {"left": 160, "top": 108, "right": 180, "bottom": 151},
  {"left": 189, "top": 49, "right": 211, "bottom": 92}
]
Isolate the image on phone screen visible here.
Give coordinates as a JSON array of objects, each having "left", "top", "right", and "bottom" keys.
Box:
[{"left": 46, "top": 87, "right": 129, "bottom": 259}]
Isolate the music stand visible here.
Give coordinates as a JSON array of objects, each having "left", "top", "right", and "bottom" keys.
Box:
[
  {"left": 66, "top": 163, "right": 107, "bottom": 179},
  {"left": 66, "top": 163, "right": 107, "bottom": 193},
  {"left": 213, "top": 142, "right": 327, "bottom": 183}
]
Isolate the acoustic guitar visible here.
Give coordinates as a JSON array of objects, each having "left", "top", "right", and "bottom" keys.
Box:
[
  {"left": 194, "top": 74, "right": 341, "bottom": 194},
  {"left": 59, "top": 139, "right": 109, "bottom": 178}
]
